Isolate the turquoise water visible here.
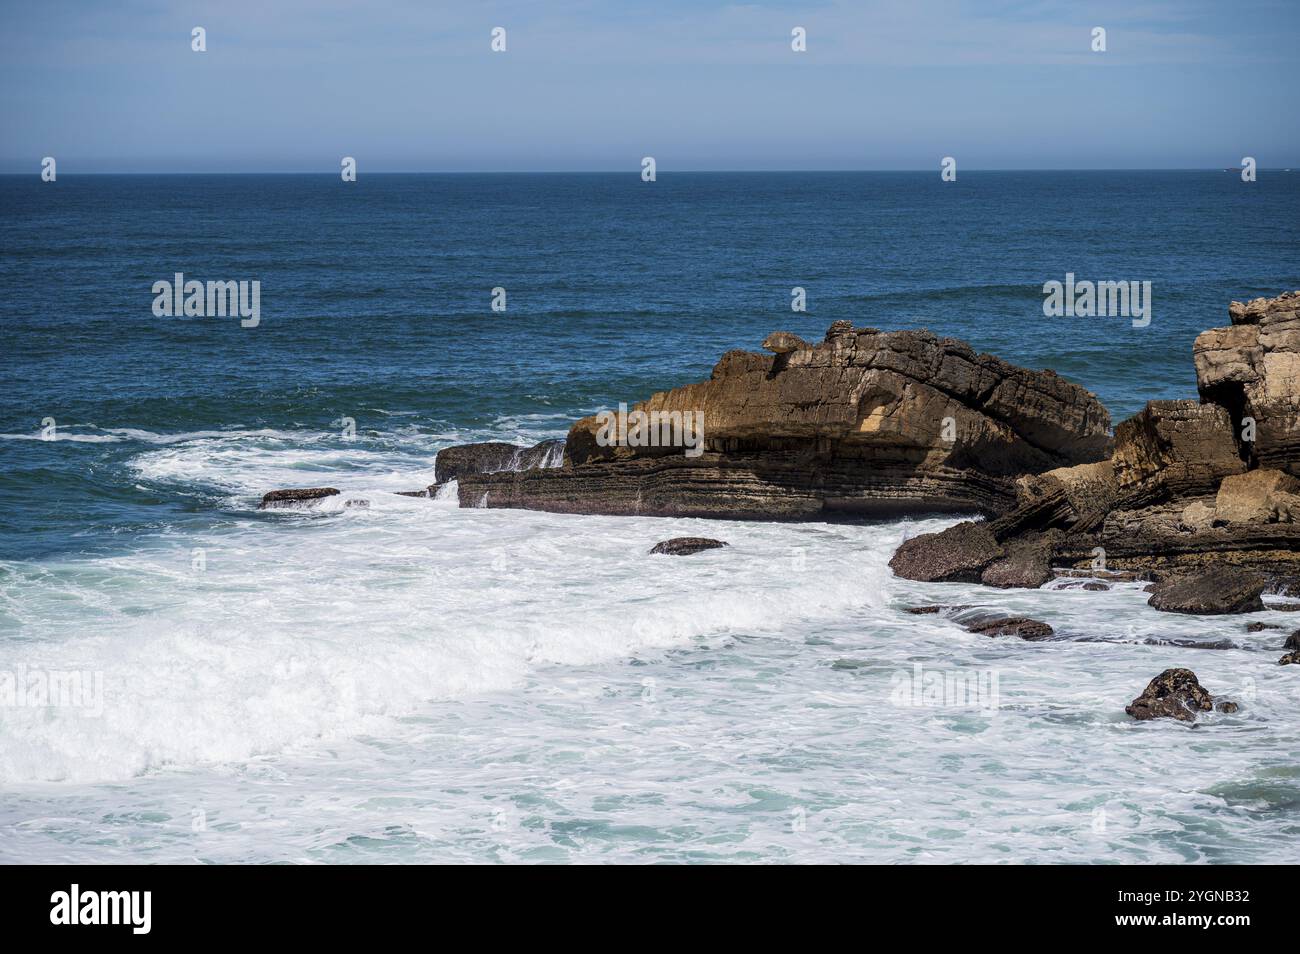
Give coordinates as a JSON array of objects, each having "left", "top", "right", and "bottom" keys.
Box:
[{"left": 1, "top": 172, "right": 1299, "bottom": 862}]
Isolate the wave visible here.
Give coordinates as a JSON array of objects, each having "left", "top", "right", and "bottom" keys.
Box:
[{"left": 0, "top": 511, "right": 902, "bottom": 783}]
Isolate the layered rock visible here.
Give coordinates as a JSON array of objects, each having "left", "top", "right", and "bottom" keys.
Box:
[
  {"left": 1193, "top": 290, "right": 1300, "bottom": 474},
  {"left": 890, "top": 292, "right": 1300, "bottom": 594},
  {"left": 456, "top": 325, "right": 1112, "bottom": 519}
]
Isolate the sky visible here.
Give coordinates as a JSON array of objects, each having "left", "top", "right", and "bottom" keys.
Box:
[{"left": 1, "top": 0, "right": 1297, "bottom": 172}]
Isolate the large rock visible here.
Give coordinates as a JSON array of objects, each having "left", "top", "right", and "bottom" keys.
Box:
[
  {"left": 1146, "top": 569, "right": 1267, "bottom": 615},
  {"left": 434, "top": 439, "right": 564, "bottom": 483},
  {"left": 1125, "top": 668, "right": 1238, "bottom": 722},
  {"left": 891, "top": 380, "right": 1300, "bottom": 586},
  {"left": 1194, "top": 290, "right": 1300, "bottom": 474},
  {"left": 888, "top": 521, "right": 1001, "bottom": 583},
  {"left": 1213, "top": 469, "right": 1300, "bottom": 524},
  {"left": 459, "top": 326, "right": 1111, "bottom": 518}
]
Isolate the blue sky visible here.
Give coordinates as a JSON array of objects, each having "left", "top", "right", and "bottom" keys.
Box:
[{"left": 1, "top": 0, "right": 1297, "bottom": 172}]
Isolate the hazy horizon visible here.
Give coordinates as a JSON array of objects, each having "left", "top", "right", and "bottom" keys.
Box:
[{"left": 2, "top": 0, "right": 1298, "bottom": 175}]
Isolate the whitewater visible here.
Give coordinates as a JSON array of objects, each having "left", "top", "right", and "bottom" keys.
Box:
[{"left": 2, "top": 424, "right": 1298, "bottom": 863}]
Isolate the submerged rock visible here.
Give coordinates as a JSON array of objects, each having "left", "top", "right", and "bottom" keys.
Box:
[
  {"left": 649, "top": 537, "right": 728, "bottom": 556},
  {"left": 1125, "top": 668, "right": 1238, "bottom": 722},
  {"left": 258, "top": 487, "right": 340, "bottom": 509},
  {"left": 1146, "top": 569, "right": 1267, "bottom": 615},
  {"left": 903, "top": 604, "right": 974, "bottom": 615},
  {"left": 1246, "top": 622, "right": 1280, "bottom": 632},
  {"left": 964, "top": 615, "right": 1054, "bottom": 640}
]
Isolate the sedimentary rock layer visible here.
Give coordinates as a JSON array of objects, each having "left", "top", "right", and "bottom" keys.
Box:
[{"left": 456, "top": 323, "right": 1112, "bottom": 519}]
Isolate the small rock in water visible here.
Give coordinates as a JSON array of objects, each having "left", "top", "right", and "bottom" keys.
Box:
[
  {"left": 1146, "top": 569, "right": 1267, "bottom": 615},
  {"left": 1246, "top": 622, "right": 1280, "bottom": 632},
  {"left": 1125, "top": 668, "right": 1237, "bottom": 722},
  {"left": 1279, "top": 652, "right": 1300, "bottom": 666},
  {"left": 904, "top": 605, "right": 974, "bottom": 615},
  {"left": 1285, "top": 631, "right": 1300, "bottom": 650},
  {"left": 258, "top": 487, "right": 340, "bottom": 510},
  {"left": 964, "top": 615, "right": 1054, "bottom": 640},
  {"left": 650, "top": 537, "right": 728, "bottom": 556}
]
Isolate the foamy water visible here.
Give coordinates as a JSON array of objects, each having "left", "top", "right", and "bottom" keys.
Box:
[{"left": 2, "top": 427, "right": 1300, "bottom": 863}]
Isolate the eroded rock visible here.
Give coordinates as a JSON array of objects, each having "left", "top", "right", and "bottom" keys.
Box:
[{"left": 1125, "top": 668, "right": 1237, "bottom": 722}]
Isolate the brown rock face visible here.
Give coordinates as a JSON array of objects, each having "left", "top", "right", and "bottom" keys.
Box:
[
  {"left": 1194, "top": 290, "right": 1300, "bottom": 474},
  {"left": 459, "top": 326, "right": 1111, "bottom": 519},
  {"left": 1146, "top": 569, "right": 1268, "bottom": 615},
  {"left": 1125, "top": 668, "right": 1236, "bottom": 722},
  {"left": 1213, "top": 469, "right": 1300, "bottom": 524},
  {"left": 889, "top": 296, "right": 1300, "bottom": 588}
]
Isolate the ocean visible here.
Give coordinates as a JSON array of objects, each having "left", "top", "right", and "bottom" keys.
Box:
[{"left": 2, "top": 171, "right": 1299, "bottom": 863}]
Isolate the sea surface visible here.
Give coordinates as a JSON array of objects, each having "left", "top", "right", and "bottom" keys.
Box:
[{"left": 2, "top": 171, "right": 1299, "bottom": 863}]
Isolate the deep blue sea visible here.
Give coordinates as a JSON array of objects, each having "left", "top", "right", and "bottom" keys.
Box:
[{"left": 2, "top": 172, "right": 1299, "bottom": 863}]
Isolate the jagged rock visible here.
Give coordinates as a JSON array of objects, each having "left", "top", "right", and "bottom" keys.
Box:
[
  {"left": 258, "top": 487, "right": 340, "bottom": 509},
  {"left": 1194, "top": 290, "right": 1300, "bottom": 474},
  {"left": 964, "top": 615, "right": 1054, "bottom": 640},
  {"left": 1213, "top": 469, "right": 1300, "bottom": 524},
  {"left": 1286, "top": 631, "right": 1300, "bottom": 650},
  {"left": 761, "top": 331, "right": 810, "bottom": 354},
  {"left": 1147, "top": 569, "right": 1267, "bottom": 615},
  {"left": 1125, "top": 668, "right": 1237, "bottom": 722},
  {"left": 889, "top": 522, "right": 1001, "bottom": 583},
  {"left": 649, "top": 537, "right": 728, "bottom": 556},
  {"left": 458, "top": 325, "right": 1111, "bottom": 519}
]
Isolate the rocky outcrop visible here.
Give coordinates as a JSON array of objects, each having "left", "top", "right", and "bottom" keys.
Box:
[
  {"left": 258, "top": 487, "right": 340, "bottom": 509},
  {"left": 455, "top": 325, "right": 1111, "bottom": 518},
  {"left": 434, "top": 439, "right": 564, "bottom": 485},
  {"left": 1193, "top": 290, "right": 1300, "bottom": 474},
  {"left": 1146, "top": 569, "right": 1267, "bottom": 615},
  {"left": 890, "top": 292, "right": 1300, "bottom": 593},
  {"left": 1125, "top": 668, "right": 1238, "bottom": 722},
  {"left": 649, "top": 537, "right": 728, "bottom": 556}
]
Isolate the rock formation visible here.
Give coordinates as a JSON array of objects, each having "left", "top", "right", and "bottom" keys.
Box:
[
  {"left": 1125, "top": 668, "right": 1238, "bottom": 722},
  {"left": 890, "top": 292, "right": 1300, "bottom": 598},
  {"left": 454, "top": 324, "right": 1111, "bottom": 519}
]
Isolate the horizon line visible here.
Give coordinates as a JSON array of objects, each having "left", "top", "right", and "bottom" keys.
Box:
[{"left": 3, "top": 167, "right": 1294, "bottom": 176}]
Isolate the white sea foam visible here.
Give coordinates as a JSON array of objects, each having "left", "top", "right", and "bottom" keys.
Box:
[{"left": 3, "top": 427, "right": 1300, "bottom": 863}]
